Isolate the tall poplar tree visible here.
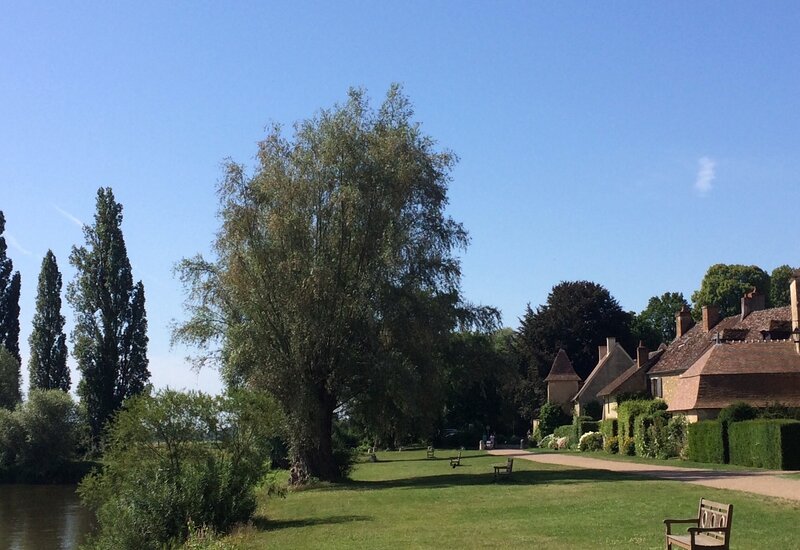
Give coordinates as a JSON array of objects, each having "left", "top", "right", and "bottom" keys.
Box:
[
  {"left": 68, "top": 188, "right": 150, "bottom": 445},
  {"left": 0, "top": 211, "right": 22, "bottom": 364},
  {"left": 29, "top": 250, "right": 70, "bottom": 391}
]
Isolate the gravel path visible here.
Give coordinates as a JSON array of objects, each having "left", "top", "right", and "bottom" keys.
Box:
[{"left": 488, "top": 449, "right": 800, "bottom": 502}]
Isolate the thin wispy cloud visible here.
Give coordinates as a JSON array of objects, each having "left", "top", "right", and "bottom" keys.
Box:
[
  {"left": 694, "top": 156, "right": 716, "bottom": 196},
  {"left": 53, "top": 204, "right": 84, "bottom": 227},
  {"left": 5, "top": 233, "right": 32, "bottom": 256}
]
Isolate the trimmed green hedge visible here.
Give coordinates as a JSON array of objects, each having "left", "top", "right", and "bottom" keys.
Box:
[
  {"left": 634, "top": 412, "right": 669, "bottom": 458},
  {"left": 687, "top": 420, "right": 726, "bottom": 464},
  {"left": 599, "top": 419, "right": 618, "bottom": 453},
  {"left": 728, "top": 419, "right": 800, "bottom": 470},
  {"left": 617, "top": 399, "right": 667, "bottom": 442},
  {"left": 572, "top": 415, "right": 599, "bottom": 442}
]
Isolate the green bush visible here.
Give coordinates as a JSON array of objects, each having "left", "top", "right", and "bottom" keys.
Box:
[
  {"left": 718, "top": 402, "right": 759, "bottom": 426},
  {"left": 634, "top": 411, "right": 672, "bottom": 458},
  {"left": 603, "top": 435, "right": 619, "bottom": 454},
  {"left": 572, "top": 415, "right": 599, "bottom": 443},
  {"left": 665, "top": 415, "right": 687, "bottom": 459},
  {"left": 687, "top": 420, "right": 726, "bottom": 464},
  {"left": 620, "top": 437, "right": 635, "bottom": 456},
  {"left": 79, "top": 389, "right": 283, "bottom": 550},
  {"left": 0, "top": 390, "right": 80, "bottom": 481},
  {"left": 617, "top": 399, "right": 666, "bottom": 442},
  {"left": 728, "top": 419, "right": 800, "bottom": 470},
  {"left": 0, "top": 408, "right": 24, "bottom": 473},
  {"left": 579, "top": 432, "right": 603, "bottom": 451},
  {"left": 599, "top": 418, "right": 617, "bottom": 440},
  {"left": 538, "top": 402, "right": 570, "bottom": 436}
]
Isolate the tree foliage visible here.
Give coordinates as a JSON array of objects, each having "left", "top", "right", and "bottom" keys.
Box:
[
  {"left": 516, "top": 281, "right": 633, "bottom": 382},
  {"left": 175, "top": 86, "right": 496, "bottom": 482},
  {"left": 769, "top": 265, "right": 796, "bottom": 308},
  {"left": 79, "top": 389, "right": 282, "bottom": 550},
  {"left": 691, "top": 263, "right": 770, "bottom": 319},
  {"left": 0, "top": 211, "right": 21, "bottom": 364},
  {"left": 0, "top": 389, "right": 80, "bottom": 480},
  {"left": 633, "top": 292, "right": 689, "bottom": 346},
  {"left": 29, "top": 250, "right": 70, "bottom": 392},
  {"left": 0, "top": 346, "right": 21, "bottom": 410},
  {"left": 68, "top": 188, "right": 149, "bottom": 446}
]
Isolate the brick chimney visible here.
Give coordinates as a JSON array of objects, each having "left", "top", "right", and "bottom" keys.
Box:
[
  {"left": 791, "top": 271, "right": 800, "bottom": 354},
  {"left": 597, "top": 345, "right": 607, "bottom": 362},
  {"left": 676, "top": 306, "right": 694, "bottom": 338},
  {"left": 702, "top": 305, "right": 720, "bottom": 332},
  {"left": 636, "top": 341, "right": 649, "bottom": 369},
  {"left": 741, "top": 288, "right": 765, "bottom": 320}
]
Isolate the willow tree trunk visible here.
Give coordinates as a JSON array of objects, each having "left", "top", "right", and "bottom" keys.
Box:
[{"left": 288, "top": 388, "right": 338, "bottom": 484}]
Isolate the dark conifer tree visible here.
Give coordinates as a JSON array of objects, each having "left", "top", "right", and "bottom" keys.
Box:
[
  {"left": 0, "top": 211, "right": 22, "bottom": 364},
  {"left": 29, "top": 250, "right": 70, "bottom": 392},
  {"left": 68, "top": 188, "right": 149, "bottom": 445}
]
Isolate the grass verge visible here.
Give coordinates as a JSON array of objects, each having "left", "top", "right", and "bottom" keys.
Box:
[{"left": 218, "top": 449, "right": 800, "bottom": 549}]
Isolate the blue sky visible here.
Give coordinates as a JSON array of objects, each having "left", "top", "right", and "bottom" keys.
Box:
[{"left": 2, "top": 3, "right": 799, "bottom": 395}]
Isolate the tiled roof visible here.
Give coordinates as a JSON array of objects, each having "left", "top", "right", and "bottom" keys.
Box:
[
  {"left": 544, "top": 349, "right": 581, "bottom": 382},
  {"left": 597, "top": 348, "right": 665, "bottom": 397},
  {"left": 667, "top": 341, "right": 800, "bottom": 412},
  {"left": 648, "top": 306, "right": 793, "bottom": 376}
]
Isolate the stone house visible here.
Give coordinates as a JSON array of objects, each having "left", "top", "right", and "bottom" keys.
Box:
[{"left": 547, "top": 272, "right": 800, "bottom": 422}]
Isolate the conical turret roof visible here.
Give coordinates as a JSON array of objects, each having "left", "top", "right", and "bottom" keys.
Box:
[{"left": 544, "top": 349, "right": 581, "bottom": 382}]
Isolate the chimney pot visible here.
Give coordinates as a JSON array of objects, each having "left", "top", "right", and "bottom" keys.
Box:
[
  {"left": 676, "top": 306, "right": 694, "bottom": 338},
  {"left": 637, "top": 341, "right": 649, "bottom": 369},
  {"left": 741, "top": 288, "right": 766, "bottom": 320},
  {"left": 703, "top": 305, "right": 720, "bottom": 332}
]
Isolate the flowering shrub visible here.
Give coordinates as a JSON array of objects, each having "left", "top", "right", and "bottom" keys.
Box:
[{"left": 579, "top": 431, "right": 603, "bottom": 452}]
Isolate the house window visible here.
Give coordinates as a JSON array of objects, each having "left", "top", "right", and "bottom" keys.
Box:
[{"left": 650, "top": 377, "right": 663, "bottom": 398}]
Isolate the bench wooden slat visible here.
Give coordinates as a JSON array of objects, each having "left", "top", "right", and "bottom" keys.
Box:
[{"left": 665, "top": 499, "right": 732, "bottom": 550}]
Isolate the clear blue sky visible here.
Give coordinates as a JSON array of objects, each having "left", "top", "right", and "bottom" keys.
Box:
[{"left": 2, "top": 3, "right": 799, "bottom": 395}]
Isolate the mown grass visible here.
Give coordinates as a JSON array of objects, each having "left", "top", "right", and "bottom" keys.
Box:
[{"left": 222, "top": 449, "right": 800, "bottom": 549}]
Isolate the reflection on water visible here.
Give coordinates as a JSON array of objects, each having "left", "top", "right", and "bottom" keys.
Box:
[{"left": 0, "top": 485, "right": 92, "bottom": 550}]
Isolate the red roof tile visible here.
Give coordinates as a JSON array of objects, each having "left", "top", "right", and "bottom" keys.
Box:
[
  {"left": 667, "top": 341, "right": 800, "bottom": 412},
  {"left": 648, "top": 306, "right": 793, "bottom": 376}
]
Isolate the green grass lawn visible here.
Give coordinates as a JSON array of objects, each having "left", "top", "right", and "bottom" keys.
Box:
[{"left": 223, "top": 450, "right": 800, "bottom": 549}]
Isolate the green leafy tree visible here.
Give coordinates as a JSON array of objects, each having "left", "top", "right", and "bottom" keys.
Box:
[
  {"left": 0, "top": 346, "right": 21, "bottom": 410},
  {"left": 68, "top": 188, "right": 149, "bottom": 446},
  {"left": 175, "top": 86, "right": 496, "bottom": 483},
  {"left": 633, "top": 292, "right": 689, "bottom": 346},
  {"left": 691, "top": 264, "right": 770, "bottom": 319},
  {"left": 516, "top": 281, "right": 634, "bottom": 382},
  {"left": 769, "top": 265, "right": 796, "bottom": 308},
  {"left": 29, "top": 250, "right": 70, "bottom": 391},
  {"left": 0, "top": 212, "right": 21, "bottom": 364}
]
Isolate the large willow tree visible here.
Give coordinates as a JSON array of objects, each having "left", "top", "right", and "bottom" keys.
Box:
[{"left": 176, "top": 86, "right": 495, "bottom": 482}]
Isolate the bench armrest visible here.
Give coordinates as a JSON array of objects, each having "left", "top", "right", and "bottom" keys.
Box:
[{"left": 664, "top": 518, "right": 698, "bottom": 535}]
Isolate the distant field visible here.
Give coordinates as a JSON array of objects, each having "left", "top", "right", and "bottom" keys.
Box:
[{"left": 223, "top": 450, "right": 800, "bottom": 549}]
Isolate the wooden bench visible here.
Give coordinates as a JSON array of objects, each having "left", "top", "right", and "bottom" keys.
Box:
[
  {"left": 664, "top": 498, "right": 733, "bottom": 549},
  {"left": 449, "top": 450, "right": 462, "bottom": 468},
  {"left": 493, "top": 457, "right": 513, "bottom": 480},
  {"left": 426, "top": 446, "right": 435, "bottom": 459}
]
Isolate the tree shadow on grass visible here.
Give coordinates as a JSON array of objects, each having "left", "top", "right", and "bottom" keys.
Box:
[
  {"left": 252, "top": 514, "right": 373, "bottom": 531},
  {"left": 323, "top": 467, "right": 656, "bottom": 492}
]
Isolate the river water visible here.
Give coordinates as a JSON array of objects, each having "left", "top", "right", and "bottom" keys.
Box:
[{"left": 0, "top": 485, "right": 92, "bottom": 550}]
